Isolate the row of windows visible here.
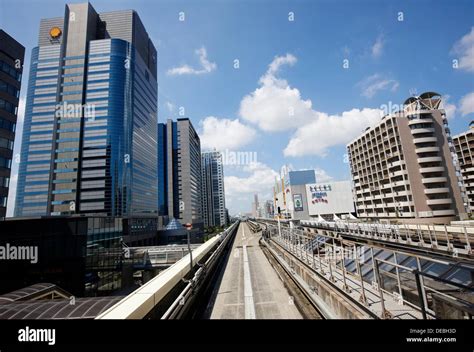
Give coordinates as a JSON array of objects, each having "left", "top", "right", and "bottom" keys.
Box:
[
  {"left": 0, "top": 156, "right": 12, "bottom": 168},
  {"left": 0, "top": 80, "right": 19, "bottom": 98},
  {"left": 0, "top": 98, "right": 17, "bottom": 114},
  {"left": 0, "top": 117, "right": 16, "bottom": 132},
  {"left": 0, "top": 60, "right": 21, "bottom": 81},
  {"left": 0, "top": 176, "right": 9, "bottom": 188},
  {"left": 0, "top": 137, "right": 13, "bottom": 150}
]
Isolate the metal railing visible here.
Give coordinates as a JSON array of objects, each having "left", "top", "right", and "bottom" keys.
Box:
[{"left": 262, "top": 222, "right": 474, "bottom": 319}]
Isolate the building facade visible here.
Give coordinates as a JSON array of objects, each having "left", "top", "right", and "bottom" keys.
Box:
[
  {"left": 201, "top": 151, "right": 226, "bottom": 228},
  {"left": 158, "top": 118, "right": 203, "bottom": 229},
  {"left": 453, "top": 123, "right": 474, "bottom": 212},
  {"left": 0, "top": 30, "right": 25, "bottom": 218},
  {"left": 273, "top": 168, "right": 316, "bottom": 220},
  {"left": 15, "top": 3, "right": 158, "bottom": 218},
  {"left": 347, "top": 92, "right": 467, "bottom": 224},
  {"left": 305, "top": 181, "right": 355, "bottom": 220}
]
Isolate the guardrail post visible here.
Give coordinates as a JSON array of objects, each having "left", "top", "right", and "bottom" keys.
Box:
[
  {"left": 463, "top": 226, "right": 472, "bottom": 253},
  {"left": 416, "top": 257, "right": 429, "bottom": 312},
  {"left": 373, "top": 259, "right": 390, "bottom": 319},
  {"left": 444, "top": 225, "right": 452, "bottom": 251},
  {"left": 414, "top": 270, "right": 427, "bottom": 320},
  {"left": 340, "top": 242, "right": 349, "bottom": 292},
  {"left": 316, "top": 239, "right": 324, "bottom": 274},
  {"left": 355, "top": 246, "right": 367, "bottom": 305},
  {"left": 394, "top": 252, "right": 403, "bottom": 303}
]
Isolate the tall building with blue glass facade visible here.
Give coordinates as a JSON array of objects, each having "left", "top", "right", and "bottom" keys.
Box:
[
  {"left": 158, "top": 118, "right": 203, "bottom": 230},
  {"left": 15, "top": 2, "right": 158, "bottom": 217},
  {"left": 201, "top": 151, "right": 227, "bottom": 228}
]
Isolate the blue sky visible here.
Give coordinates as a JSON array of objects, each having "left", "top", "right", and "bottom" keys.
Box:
[{"left": 1, "top": 0, "right": 474, "bottom": 215}]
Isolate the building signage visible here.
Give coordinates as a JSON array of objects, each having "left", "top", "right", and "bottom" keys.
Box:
[
  {"left": 305, "top": 181, "right": 355, "bottom": 216},
  {"left": 293, "top": 194, "right": 304, "bottom": 211}
]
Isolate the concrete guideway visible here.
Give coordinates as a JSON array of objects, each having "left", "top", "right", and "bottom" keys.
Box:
[{"left": 206, "top": 223, "right": 302, "bottom": 319}]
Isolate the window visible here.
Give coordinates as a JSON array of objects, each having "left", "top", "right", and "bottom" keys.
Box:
[
  {"left": 0, "top": 118, "right": 16, "bottom": 132},
  {"left": 0, "top": 80, "right": 19, "bottom": 97},
  {"left": 0, "top": 176, "right": 9, "bottom": 187},
  {"left": 0, "top": 157, "right": 12, "bottom": 168},
  {"left": 0, "top": 98, "right": 17, "bottom": 114},
  {"left": 0, "top": 137, "right": 13, "bottom": 150},
  {"left": 0, "top": 60, "right": 21, "bottom": 81}
]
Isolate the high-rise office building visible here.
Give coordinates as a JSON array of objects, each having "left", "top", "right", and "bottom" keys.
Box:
[
  {"left": 347, "top": 92, "right": 467, "bottom": 224},
  {"left": 0, "top": 30, "right": 24, "bottom": 219},
  {"left": 201, "top": 151, "right": 226, "bottom": 227},
  {"left": 158, "top": 118, "right": 203, "bottom": 229},
  {"left": 453, "top": 123, "right": 474, "bottom": 212},
  {"left": 251, "top": 193, "right": 259, "bottom": 218},
  {"left": 15, "top": 3, "right": 158, "bottom": 217}
]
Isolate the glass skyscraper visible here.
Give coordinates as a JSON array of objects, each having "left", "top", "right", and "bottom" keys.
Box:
[
  {"left": 15, "top": 3, "right": 158, "bottom": 217},
  {"left": 201, "top": 151, "right": 227, "bottom": 227},
  {"left": 157, "top": 118, "right": 203, "bottom": 230},
  {"left": 0, "top": 30, "right": 24, "bottom": 219}
]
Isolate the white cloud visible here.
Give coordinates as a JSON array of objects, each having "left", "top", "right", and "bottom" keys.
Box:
[
  {"left": 315, "top": 168, "right": 333, "bottom": 182},
  {"left": 199, "top": 116, "right": 256, "bottom": 151},
  {"left": 239, "top": 54, "right": 386, "bottom": 157},
  {"left": 452, "top": 27, "right": 474, "bottom": 72},
  {"left": 167, "top": 46, "right": 217, "bottom": 76},
  {"left": 460, "top": 92, "right": 474, "bottom": 116},
  {"left": 440, "top": 95, "right": 457, "bottom": 119},
  {"left": 284, "top": 108, "right": 383, "bottom": 157},
  {"left": 165, "top": 101, "right": 174, "bottom": 112},
  {"left": 239, "top": 54, "right": 314, "bottom": 132},
  {"left": 357, "top": 73, "right": 399, "bottom": 98},
  {"left": 371, "top": 34, "right": 385, "bottom": 58},
  {"left": 6, "top": 96, "right": 26, "bottom": 217},
  {"left": 225, "top": 161, "right": 279, "bottom": 213}
]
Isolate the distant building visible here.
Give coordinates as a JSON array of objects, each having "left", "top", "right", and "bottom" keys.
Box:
[
  {"left": 347, "top": 92, "right": 467, "bottom": 224},
  {"left": 157, "top": 118, "right": 203, "bottom": 230},
  {"left": 225, "top": 208, "right": 230, "bottom": 225},
  {"left": 251, "top": 193, "right": 259, "bottom": 218},
  {"left": 15, "top": 3, "right": 158, "bottom": 218},
  {"left": 453, "top": 123, "right": 474, "bottom": 212},
  {"left": 201, "top": 151, "right": 227, "bottom": 227},
  {"left": 263, "top": 200, "right": 274, "bottom": 218},
  {"left": 273, "top": 168, "right": 316, "bottom": 219},
  {"left": 0, "top": 30, "right": 24, "bottom": 218}
]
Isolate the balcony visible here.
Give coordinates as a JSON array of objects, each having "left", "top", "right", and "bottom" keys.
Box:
[
  {"left": 390, "top": 170, "right": 408, "bottom": 177},
  {"left": 415, "top": 146, "right": 440, "bottom": 154},
  {"left": 421, "top": 177, "right": 448, "bottom": 184},
  {"left": 424, "top": 187, "right": 449, "bottom": 195},
  {"left": 419, "top": 166, "right": 445, "bottom": 173},
  {"left": 432, "top": 209, "right": 456, "bottom": 216},
  {"left": 413, "top": 137, "right": 438, "bottom": 144},
  {"left": 426, "top": 198, "right": 452, "bottom": 205},
  {"left": 417, "top": 156, "right": 442, "bottom": 163},
  {"left": 392, "top": 180, "right": 408, "bottom": 187},
  {"left": 411, "top": 127, "right": 435, "bottom": 135},
  {"left": 408, "top": 118, "right": 433, "bottom": 126}
]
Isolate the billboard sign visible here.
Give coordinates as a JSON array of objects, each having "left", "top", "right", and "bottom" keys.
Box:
[
  {"left": 293, "top": 194, "right": 304, "bottom": 212},
  {"left": 305, "top": 181, "right": 355, "bottom": 216}
]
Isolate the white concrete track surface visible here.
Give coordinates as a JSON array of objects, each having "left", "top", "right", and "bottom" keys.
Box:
[{"left": 207, "top": 223, "right": 302, "bottom": 319}]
